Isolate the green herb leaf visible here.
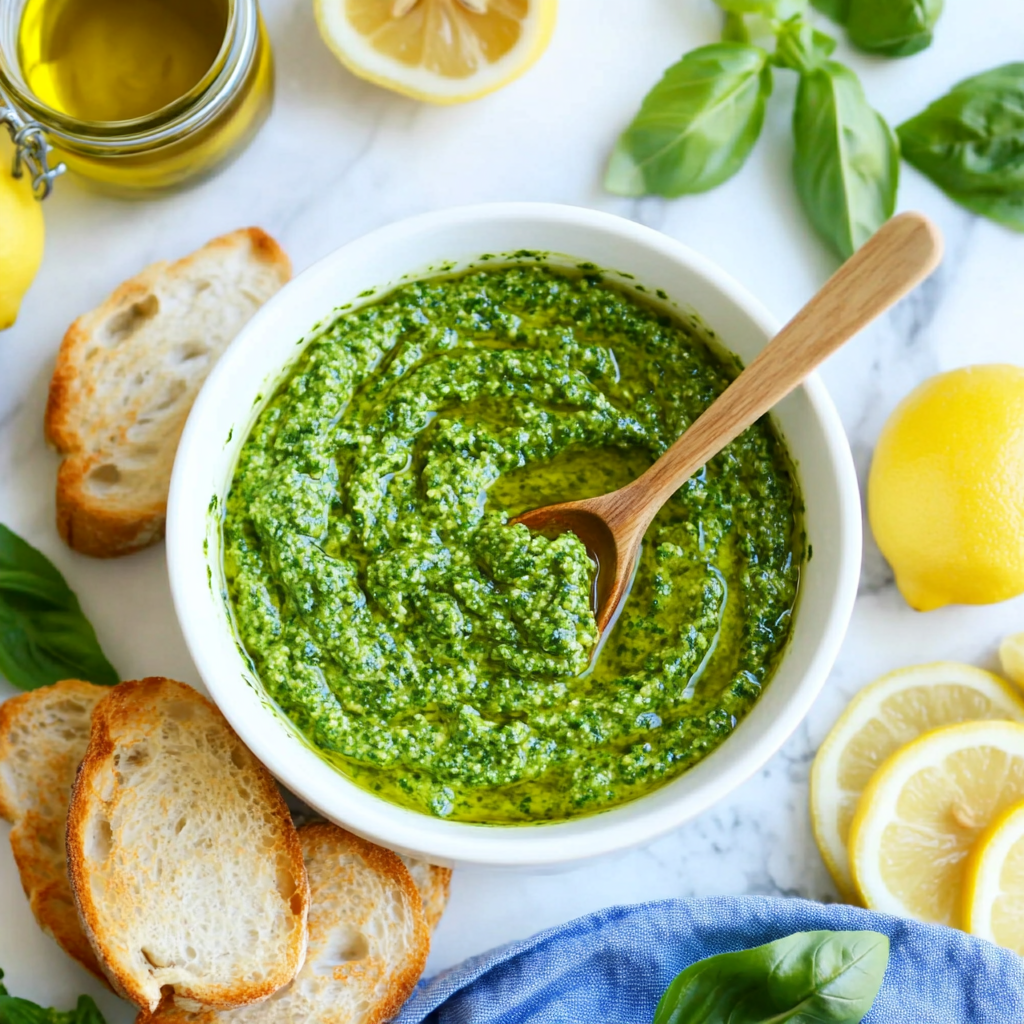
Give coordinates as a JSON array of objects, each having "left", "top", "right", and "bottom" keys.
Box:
[
  {"left": 653, "top": 930, "right": 889, "bottom": 1024},
  {"left": 846, "top": 0, "right": 943, "bottom": 57},
  {"left": 0, "top": 996, "right": 106, "bottom": 1024},
  {"left": 0, "top": 524, "right": 119, "bottom": 691},
  {"left": 721, "top": 12, "right": 751, "bottom": 44},
  {"left": 606, "top": 43, "right": 772, "bottom": 198},
  {"left": 0, "top": 969, "right": 108, "bottom": 1024},
  {"left": 945, "top": 190, "right": 1024, "bottom": 231},
  {"left": 793, "top": 61, "right": 899, "bottom": 259},
  {"left": 897, "top": 62, "right": 1024, "bottom": 220},
  {"left": 810, "top": 0, "right": 850, "bottom": 24},
  {"left": 771, "top": 16, "right": 837, "bottom": 74}
]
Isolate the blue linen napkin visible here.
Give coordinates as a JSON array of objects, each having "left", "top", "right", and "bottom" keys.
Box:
[{"left": 396, "top": 896, "right": 1024, "bottom": 1024}]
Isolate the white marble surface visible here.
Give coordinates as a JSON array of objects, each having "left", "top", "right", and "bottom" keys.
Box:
[{"left": 4, "top": 0, "right": 1024, "bottom": 1016}]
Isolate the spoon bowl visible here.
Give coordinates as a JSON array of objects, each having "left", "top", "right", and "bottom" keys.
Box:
[{"left": 513, "top": 498, "right": 629, "bottom": 633}]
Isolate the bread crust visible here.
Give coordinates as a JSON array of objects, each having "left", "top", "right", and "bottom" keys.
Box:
[
  {"left": 137, "top": 823, "right": 430, "bottom": 1024},
  {"left": 0, "top": 679, "right": 110, "bottom": 983},
  {"left": 307, "top": 824, "right": 430, "bottom": 1024},
  {"left": 66, "top": 678, "right": 309, "bottom": 1012},
  {"left": 400, "top": 857, "right": 452, "bottom": 931},
  {"left": 45, "top": 228, "right": 291, "bottom": 558}
]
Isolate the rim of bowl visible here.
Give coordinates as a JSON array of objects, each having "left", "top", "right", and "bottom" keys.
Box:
[{"left": 167, "top": 202, "right": 861, "bottom": 867}]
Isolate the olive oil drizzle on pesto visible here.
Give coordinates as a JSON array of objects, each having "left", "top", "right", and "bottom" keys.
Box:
[{"left": 224, "top": 266, "right": 802, "bottom": 823}]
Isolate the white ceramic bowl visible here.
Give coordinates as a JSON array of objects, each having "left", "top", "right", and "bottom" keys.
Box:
[{"left": 167, "top": 203, "right": 860, "bottom": 869}]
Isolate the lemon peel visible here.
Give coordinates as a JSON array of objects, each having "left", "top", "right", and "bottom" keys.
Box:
[
  {"left": 963, "top": 799, "right": 1024, "bottom": 955},
  {"left": 315, "top": 0, "right": 557, "bottom": 105},
  {"left": 999, "top": 633, "right": 1024, "bottom": 692},
  {"left": 849, "top": 720, "right": 1024, "bottom": 927},
  {"left": 869, "top": 365, "right": 1024, "bottom": 611},
  {"left": 810, "top": 662, "right": 1024, "bottom": 902},
  {"left": 0, "top": 137, "right": 45, "bottom": 331}
]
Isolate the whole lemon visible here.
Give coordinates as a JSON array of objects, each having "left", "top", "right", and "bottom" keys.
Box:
[
  {"left": 869, "top": 365, "right": 1024, "bottom": 611},
  {"left": 0, "top": 135, "right": 45, "bottom": 331}
]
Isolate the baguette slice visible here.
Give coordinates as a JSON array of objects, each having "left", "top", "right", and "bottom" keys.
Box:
[
  {"left": 66, "top": 678, "right": 309, "bottom": 1013},
  {"left": 399, "top": 856, "right": 452, "bottom": 931},
  {"left": 141, "top": 823, "right": 430, "bottom": 1024},
  {"left": 0, "top": 680, "right": 109, "bottom": 981},
  {"left": 45, "top": 228, "right": 291, "bottom": 558}
]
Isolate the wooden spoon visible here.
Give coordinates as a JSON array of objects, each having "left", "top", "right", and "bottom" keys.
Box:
[{"left": 512, "top": 211, "right": 943, "bottom": 634}]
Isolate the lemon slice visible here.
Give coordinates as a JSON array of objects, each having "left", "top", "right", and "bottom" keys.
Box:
[
  {"left": 849, "top": 720, "right": 1024, "bottom": 927},
  {"left": 810, "top": 663, "right": 1024, "bottom": 902},
  {"left": 1000, "top": 633, "right": 1024, "bottom": 691},
  {"left": 963, "top": 800, "right": 1024, "bottom": 954},
  {"left": 315, "top": 0, "right": 557, "bottom": 104}
]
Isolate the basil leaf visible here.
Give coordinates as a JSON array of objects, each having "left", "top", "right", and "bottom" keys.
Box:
[
  {"left": 771, "top": 17, "right": 837, "bottom": 74},
  {"left": 793, "top": 61, "right": 899, "bottom": 259},
  {"left": 946, "top": 190, "right": 1024, "bottom": 232},
  {"left": 606, "top": 43, "right": 772, "bottom": 198},
  {"left": 654, "top": 930, "right": 889, "bottom": 1024},
  {"left": 846, "top": 0, "right": 943, "bottom": 57},
  {"left": 721, "top": 12, "right": 751, "bottom": 44},
  {"left": 0, "top": 524, "right": 119, "bottom": 691},
  {"left": 810, "top": 0, "right": 850, "bottom": 24},
  {"left": 0, "top": 969, "right": 109, "bottom": 1024},
  {"left": 898, "top": 63, "right": 1024, "bottom": 208},
  {"left": 67, "top": 999, "right": 107, "bottom": 1024}
]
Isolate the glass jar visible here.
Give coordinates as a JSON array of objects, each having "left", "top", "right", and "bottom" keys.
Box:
[{"left": 0, "top": 0, "right": 273, "bottom": 196}]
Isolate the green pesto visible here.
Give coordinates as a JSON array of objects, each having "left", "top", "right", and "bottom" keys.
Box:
[{"left": 223, "top": 265, "right": 801, "bottom": 824}]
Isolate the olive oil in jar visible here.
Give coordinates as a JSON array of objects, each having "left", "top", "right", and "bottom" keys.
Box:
[{"left": 17, "top": 0, "right": 229, "bottom": 123}]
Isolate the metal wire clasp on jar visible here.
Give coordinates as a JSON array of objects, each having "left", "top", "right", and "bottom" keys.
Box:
[{"left": 0, "top": 0, "right": 273, "bottom": 196}]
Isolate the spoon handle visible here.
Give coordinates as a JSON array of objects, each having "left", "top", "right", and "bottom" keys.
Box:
[{"left": 629, "top": 211, "right": 943, "bottom": 517}]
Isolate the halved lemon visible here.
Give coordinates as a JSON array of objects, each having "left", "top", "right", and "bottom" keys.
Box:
[
  {"left": 963, "top": 800, "right": 1024, "bottom": 954},
  {"left": 315, "top": 0, "right": 558, "bottom": 104},
  {"left": 810, "top": 663, "right": 1024, "bottom": 902},
  {"left": 849, "top": 720, "right": 1024, "bottom": 927}
]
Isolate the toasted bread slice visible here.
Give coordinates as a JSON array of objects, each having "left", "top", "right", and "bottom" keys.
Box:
[
  {"left": 45, "top": 228, "right": 291, "bottom": 558},
  {"left": 399, "top": 856, "right": 452, "bottom": 931},
  {"left": 140, "top": 823, "right": 430, "bottom": 1024},
  {"left": 66, "top": 678, "right": 309, "bottom": 1013},
  {"left": 0, "top": 680, "right": 109, "bottom": 981}
]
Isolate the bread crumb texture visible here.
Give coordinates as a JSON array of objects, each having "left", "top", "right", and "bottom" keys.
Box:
[
  {"left": 66, "top": 678, "right": 309, "bottom": 1013},
  {"left": 140, "top": 823, "right": 430, "bottom": 1024},
  {"left": 0, "top": 680, "right": 110, "bottom": 981},
  {"left": 399, "top": 856, "right": 452, "bottom": 931},
  {"left": 45, "top": 228, "right": 291, "bottom": 557}
]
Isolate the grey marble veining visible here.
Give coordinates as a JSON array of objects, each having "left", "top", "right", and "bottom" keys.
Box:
[{"left": 3, "top": 0, "right": 1024, "bottom": 1015}]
